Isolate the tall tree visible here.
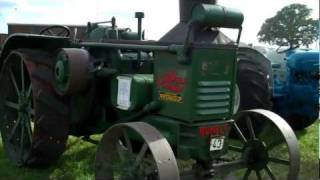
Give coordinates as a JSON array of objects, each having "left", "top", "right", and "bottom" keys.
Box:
[{"left": 257, "top": 3, "right": 319, "bottom": 48}]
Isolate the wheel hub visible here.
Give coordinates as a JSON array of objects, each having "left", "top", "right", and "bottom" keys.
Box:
[
  {"left": 18, "top": 95, "right": 31, "bottom": 113},
  {"left": 243, "top": 139, "right": 269, "bottom": 171},
  {"left": 55, "top": 53, "right": 69, "bottom": 85},
  {"left": 53, "top": 48, "right": 90, "bottom": 95}
]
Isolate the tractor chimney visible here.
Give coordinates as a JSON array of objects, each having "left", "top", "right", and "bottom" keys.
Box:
[{"left": 179, "top": 0, "right": 217, "bottom": 22}]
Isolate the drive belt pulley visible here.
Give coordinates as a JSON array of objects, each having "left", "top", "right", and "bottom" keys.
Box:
[{"left": 0, "top": 49, "right": 69, "bottom": 166}]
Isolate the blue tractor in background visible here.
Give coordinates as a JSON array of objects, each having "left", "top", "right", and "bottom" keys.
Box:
[{"left": 254, "top": 46, "right": 319, "bottom": 130}]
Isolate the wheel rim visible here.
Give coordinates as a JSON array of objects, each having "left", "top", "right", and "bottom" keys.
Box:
[
  {"left": 95, "top": 122, "right": 180, "bottom": 180},
  {"left": 228, "top": 109, "right": 300, "bottom": 180},
  {"left": 0, "top": 53, "right": 34, "bottom": 165}
]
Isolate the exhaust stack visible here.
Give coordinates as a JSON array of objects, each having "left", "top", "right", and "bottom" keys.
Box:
[{"left": 179, "top": 0, "right": 217, "bottom": 22}]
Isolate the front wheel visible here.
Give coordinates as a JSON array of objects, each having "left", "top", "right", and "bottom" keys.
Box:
[
  {"left": 227, "top": 109, "right": 300, "bottom": 180},
  {"left": 95, "top": 122, "right": 180, "bottom": 180}
]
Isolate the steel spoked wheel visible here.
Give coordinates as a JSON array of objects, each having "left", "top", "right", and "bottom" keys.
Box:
[
  {"left": 0, "top": 50, "right": 69, "bottom": 166},
  {"left": 228, "top": 109, "right": 300, "bottom": 180},
  {"left": 0, "top": 52, "right": 34, "bottom": 165},
  {"left": 95, "top": 122, "right": 180, "bottom": 180}
]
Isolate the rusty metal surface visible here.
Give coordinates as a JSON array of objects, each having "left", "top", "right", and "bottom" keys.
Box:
[
  {"left": 55, "top": 48, "right": 90, "bottom": 95},
  {"left": 230, "top": 109, "right": 300, "bottom": 180},
  {"left": 95, "top": 122, "right": 180, "bottom": 180},
  {"left": 0, "top": 49, "right": 69, "bottom": 166}
]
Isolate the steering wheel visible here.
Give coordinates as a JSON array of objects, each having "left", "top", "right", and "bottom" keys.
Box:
[
  {"left": 40, "top": 25, "right": 71, "bottom": 37},
  {"left": 276, "top": 44, "right": 299, "bottom": 54}
]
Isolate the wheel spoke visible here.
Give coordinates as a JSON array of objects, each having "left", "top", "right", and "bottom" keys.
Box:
[
  {"left": 116, "top": 141, "right": 125, "bottom": 162},
  {"left": 256, "top": 170, "right": 262, "bottom": 180},
  {"left": 232, "top": 122, "right": 247, "bottom": 143},
  {"left": 48, "top": 30, "right": 54, "bottom": 35},
  {"left": 19, "top": 116, "right": 25, "bottom": 159},
  {"left": 8, "top": 116, "right": 22, "bottom": 141},
  {"left": 27, "top": 108, "right": 35, "bottom": 117},
  {"left": 21, "top": 60, "right": 25, "bottom": 92},
  {"left": 246, "top": 116, "right": 256, "bottom": 139},
  {"left": 23, "top": 113, "right": 33, "bottom": 143},
  {"left": 57, "top": 30, "right": 66, "bottom": 36},
  {"left": 266, "top": 139, "right": 284, "bottom": 151},
  {"left": 269, "top": 157, "right": 290, "bottom": 166},
  {"left": 228, "top": 145, "right": 243, "bottom": 153},
  {"left": 133, "top": 143, "right": 148, "bottom": 170},
  {"left": 27, "top": 84, "right": 32, "bottom": 100},
  {"left": 123, "top": 129, "right": 133, "bottom": 154},
  {"left": 5, "top": 101, "right": 19, "bottom": 110},
  {"left": 242, "top": 168, "right": 252, "bottom": 180},
  {"left": 9, "top": 69, "right": 20, "bottom": 95},
  {"left": 264, "top": 166, "right": 276, "bottom": 180}
]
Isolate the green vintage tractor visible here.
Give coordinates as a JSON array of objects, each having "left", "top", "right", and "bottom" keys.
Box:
[{"left": 0, "top": 0, "right": 300, "bottom": 179}]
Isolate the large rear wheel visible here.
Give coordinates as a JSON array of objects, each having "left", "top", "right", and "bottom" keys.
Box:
[
  {"left": 237, "top": 54, "right": 272, "bottom": 111},
  {"left": 0, "top": 49, "right": 69, "bottom": 166}
]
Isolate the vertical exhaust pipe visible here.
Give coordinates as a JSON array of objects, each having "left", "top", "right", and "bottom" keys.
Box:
[{"left": 179, "top": 0, "right": 218, "bottom": 22}]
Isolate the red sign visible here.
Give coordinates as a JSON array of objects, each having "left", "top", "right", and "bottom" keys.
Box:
[
  {"left": 157, "top": 71, "right": 186, "bottom": 93},
  {"left": 199, "top": 124, "right": 230, "bottom": 137}
]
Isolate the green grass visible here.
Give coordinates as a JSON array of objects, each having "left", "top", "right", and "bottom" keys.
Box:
[
  {"left": 295, "top": 122, "right": 319, "bottom": 179},
  {"left": 0, "top": 123, "right": 318, "bottom": 180}
]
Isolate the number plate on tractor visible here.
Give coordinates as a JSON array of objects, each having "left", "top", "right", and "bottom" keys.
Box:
[{"left": 209, "top": 137, "right": 224, "bottom": 151}]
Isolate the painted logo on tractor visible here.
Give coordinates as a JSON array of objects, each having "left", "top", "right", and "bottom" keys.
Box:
[
  {"left": 157, "top": 71, "right": 186, "bottom": 93},
  {"left": 159, "top": 92, "right": 183, "bottom": 103},
  {"left": 157, "top": 71, "right": 186, "bottom": 103}
]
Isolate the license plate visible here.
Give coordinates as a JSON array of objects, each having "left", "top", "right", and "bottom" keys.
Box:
[{"left": 210, "top": 137, "right": 224, "bottom": 151}]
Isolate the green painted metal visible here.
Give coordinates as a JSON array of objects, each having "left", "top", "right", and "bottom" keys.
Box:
[
  {"left": 135, "top": 12, "right": 144, "bottom": 41},
  {"left": 111, "top": 74, "right": 154, "bottom": 111},
  {"left": 179, "top": 0, "right": 217, "bottom": 22},
  {"left": 192, "top": 4, "right": 244, "bottom": 28},
  {"left": 154, "top": 45, "right": 238, "bottom": 122},
  {"left": 80, "top": 42, "right": 181, "bottom": 52},
  {"left": 119, "top": 31, "right": 141, "bottom": 40},
  {"left": 141, "top": 115, "right": 233, "bottom": 161}
]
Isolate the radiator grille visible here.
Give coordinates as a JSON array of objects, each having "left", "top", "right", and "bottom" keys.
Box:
[{"left": 196, "top": 81, "right": 231, "bottom": 115}]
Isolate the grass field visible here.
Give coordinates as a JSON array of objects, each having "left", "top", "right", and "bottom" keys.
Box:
[{"left": 0, "top": 122, "right": 318, "bottom": 180}]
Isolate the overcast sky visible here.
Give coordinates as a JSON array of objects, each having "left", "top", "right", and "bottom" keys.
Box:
[{"left": 0, "top": 0, "right": 319, "bottom": 47}]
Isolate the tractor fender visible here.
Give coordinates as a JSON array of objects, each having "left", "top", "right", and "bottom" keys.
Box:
[
  {"left": 0, "top": 33, "right": 71, "bottom": 69},
  {"left": 238, "top": 46, "right": 273, "bottom": 95}
]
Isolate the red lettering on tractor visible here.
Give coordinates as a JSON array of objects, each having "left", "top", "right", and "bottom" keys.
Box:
[
  {"left": 157, "top": 71, "right": 186, "bottom": 93},
  {"left": 199, "top": 124, "right": 230, "bottom": 137}
]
